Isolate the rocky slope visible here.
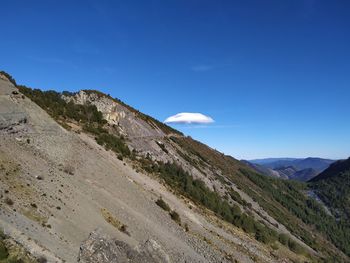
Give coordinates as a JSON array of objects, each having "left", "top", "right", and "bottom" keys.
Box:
[{"left": 0, "top": 72, "right": 349, "bottom": 262}]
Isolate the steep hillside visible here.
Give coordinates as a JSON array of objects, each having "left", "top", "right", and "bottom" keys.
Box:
[
  {"left": 1, "top": 71, "right": 349, "bottom": 262},
  {"left": 241, "top": 160, "right": 281, "bottom": 178},
  {"left": 309, "top": 158, "right": 350, "bottom": 220},
  {"left": 274, "top": 166, "right": 298, "bottom": 179},
  {"left": 290, "top": 168, "right": 318, "bottom": 182},
  {"left": 310, "top": 158, "right": 350, "bottom": 182}
]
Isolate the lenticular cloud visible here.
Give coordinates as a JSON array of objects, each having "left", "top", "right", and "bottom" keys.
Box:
[{"left": 164, "top": 113, "right": 214, "bottom": 124}]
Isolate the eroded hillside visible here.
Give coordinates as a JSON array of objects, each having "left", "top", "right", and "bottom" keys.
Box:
[{"left": 0, "top": 72, "right": 349, "bottom": 262}]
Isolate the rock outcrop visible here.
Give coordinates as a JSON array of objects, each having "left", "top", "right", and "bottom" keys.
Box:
[{"left": 78, "top": 230, "right": 171, "bottom": 263}]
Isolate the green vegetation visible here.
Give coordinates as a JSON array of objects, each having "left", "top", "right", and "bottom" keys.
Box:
[
  {"left": 155, "top": 198, "right": 171, "bottom": 211},
  {"left": 18, "top": 86, "right": 105, "bottom": 125},
  {"left": 169, "top": 210, "right": 181, "bottom": 224},
  {"left": 309, "top": 168, "right": 350, "bottom": 257},
  {"left": 313, "top": 171, "right": 350, "bottom": 218},
  {"left": 13, "top": 77, "right": 349, "bottom": 260},
  {"left": 278, "top": 233, "right": 305, "bottom": 254},
  {"left": 0, "top": 229, "right": 39, "bottom": 262},
  {"left": 0, "top": 241, "right": 9, "bottom": 260},
  {"left": 95, "top": 133, "right": 130, "bottom": 157},
  {"left": 18, "top": 86, "right": 131, "bottom": 158},
  {"left": 240, "top": 168, "right": 350, "bottom": 258},
  {"left": 171, "top": 136, "right": 348, "bottom": 260},
  {"left": 0, "top": 71, "right": 17, "bottom": 86},
  {"left": 144, "top": 161, "right": 278, "bottom": 244},
  {"left": 278, "top": 233, "right": 289, "bottom": 246}
]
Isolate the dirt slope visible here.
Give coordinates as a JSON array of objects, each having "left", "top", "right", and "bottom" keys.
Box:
[{"left": 0, "top": 75, "right": 311, "bottom": 262}]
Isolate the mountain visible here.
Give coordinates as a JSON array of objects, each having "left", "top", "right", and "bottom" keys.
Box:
[
  {"left": 241, "top": 160, "right": 281, "bottom": 178},
  {"left": 290, "top": 168, "right": 318, "bottom": 182},
  {"left": 244, "top": 162, "right": 318, "bottom": 182},
  {"left": 251, "top": 157, "right": 335, "bottom": 173},
  {"left": 249, "top": 158, "right": 299, "bottom": 166},
  {"left": 247, "top": 157, "right": 336, "bottom": 181},
  {"left": 310, "top": 158, "right": 350, "bottom": 182},
  {"left": 274, "top": 166, "right": 298, "bottom": 179},
  {"left": 309, "top": 158, "right": 350, "bottom": 221},
  {"left": 1, "top": 71, "right": 350, "bottom": 262},
  {"left": 294, "top": 158, "right": 335, "bottom": 172}
]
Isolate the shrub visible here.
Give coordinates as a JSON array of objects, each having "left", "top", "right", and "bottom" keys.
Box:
[
  {"left": 288, "top": 239, "right": 305, "bottom": 254},
  {"left": 37, "top": 256, "right": 48, "bottom": 263},
  {"left": 169, "top": 210, "right": 181, "bottom": 224},
  {"left": 4, "top": 197, "right": 13, "bottom": 206},
  {"left": 278, "top": 233, "right": 289, "bottom": 246},
  {"left": 0, "top": 241, "right": 9, "bottom": 260},
  {"left": 95, "top": 133, "right": 130, "bottom": 157},
  {"left": 155, "top": 198, "right": 170, "bottom": 211}
]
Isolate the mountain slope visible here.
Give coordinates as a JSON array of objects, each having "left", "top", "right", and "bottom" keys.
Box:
[
  {"left": 274, "top": 166, "right": 298, "bottom": 179},
  {"left": 0, "top": 73, "right": 306, "bottom": 263},
  {"left": 310, "top": 158, "right": 350, "bottom": 182},
  {"left": 290, "top": 168, "right": 318, "bottom": 182},
  {"left": 309, "top": 158, "right": 350, "bottom": 220},
  {"left": 241, "top": 160, "right": 281, "bottom": 178},
  {"left": 1, "top": 71, "right": 349, "bottom": 262}
]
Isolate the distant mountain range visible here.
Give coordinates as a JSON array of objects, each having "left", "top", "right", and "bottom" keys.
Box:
[{"left": 244, "top": 157, "right": 336, "bottom": 181}]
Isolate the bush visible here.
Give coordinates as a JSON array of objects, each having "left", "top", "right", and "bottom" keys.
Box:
[
  {"left": 169, "top": 210, "right": 181, "bottom": 224},
  {"left": 95, "top": 133, "right": 130, "bottom": 157},
  {"left": 4, "top": 197, "right": 13, "bottom": 206},
  {"left": 0, "top": 241, "right": 9, "bottom": 260},
  {"left": 288, "top": 239, "right": 305, "bottom": 254},
  {"left": 155, "top": 198, "right": 170, "bottom": 211},
  {"left": 37, "top": 256, "right": 48, "bottom": 263},
  {"left": 278, "top": 233, "right": 289, "bottom": 246},
  {"left": 154, "top": 162, "right": 277, "bottom": 244}
]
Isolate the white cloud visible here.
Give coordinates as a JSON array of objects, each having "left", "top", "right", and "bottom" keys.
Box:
[{"left": 164, "top": 112, "right": 214, "bottom": 124}]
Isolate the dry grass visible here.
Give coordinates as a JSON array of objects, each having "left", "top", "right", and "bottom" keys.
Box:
[
  {"left": 21, "top": 207, "right": 48, "bottom": 226},
  {"left": 100, "top": 208, "right": 129, "bottom": 235}
]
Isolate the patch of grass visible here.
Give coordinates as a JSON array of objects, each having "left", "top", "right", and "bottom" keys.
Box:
[
  {"left": 95, "top": 133, "right": 130, "bottom": 157},
  {"left": 169, "top": 210, "right": 181, "bottom": 224},
  {"left": 101, "top": 208, "right": 129, "bottom": 235},
  {"left": 0, "top": 229, "right": 39, "bottom": 262},
  {"left": 155, "top": 198, "right": 170, "bottom": 211},
  {"left": 0, "top": 241, "right": 9, "bottom": 260},
  {"left": 154, "top": 162, "right": 278, "bottom": 244},
  {"left": 278, "top": 233, "right": 289, "bottom": 246},
  {"left": 21, "top": 208, "right": 48, "bottom": 226}
]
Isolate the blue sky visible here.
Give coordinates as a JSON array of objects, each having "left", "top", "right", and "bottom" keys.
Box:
[{"left": 1, "top": 0, "right": 349, "bottom": 159}]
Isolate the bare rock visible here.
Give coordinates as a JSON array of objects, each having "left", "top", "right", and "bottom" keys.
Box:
[{"left": 78, "top": 230, "right": 171, "bottom": 263}]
